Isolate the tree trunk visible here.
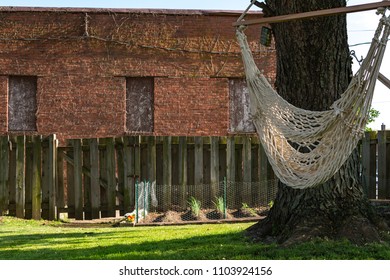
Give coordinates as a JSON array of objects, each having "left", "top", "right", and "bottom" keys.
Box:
[{"left": 246, "top": 0, "right": 385, "bottom": 245}]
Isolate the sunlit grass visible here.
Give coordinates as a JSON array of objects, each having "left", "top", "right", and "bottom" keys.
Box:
[{"left": 0, "top": 217, "right": 389, "bottom": 260}]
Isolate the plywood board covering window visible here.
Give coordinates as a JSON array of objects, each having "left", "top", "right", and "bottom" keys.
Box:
[
  {"left": 8, "top": 76, "right": 37, "bottom": 131},
  {"left": 126, "top": 77, "right": 154, "bottom": 133},
  {"left": 229, "top": 78, "right": 255, "bottom": 133}
]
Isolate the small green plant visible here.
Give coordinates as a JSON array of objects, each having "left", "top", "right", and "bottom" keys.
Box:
[
  {"left": 241, "top": 203, "right": 257, "bottom": 217},
  {"left": 365, "top": 108, "right": 380, "bottom": 131},
  {"left": 213, "top": 196, "right": 225, "bottom": 214},
  {"left": 188, "top": 196, "right": 201, "bottom": 217}
]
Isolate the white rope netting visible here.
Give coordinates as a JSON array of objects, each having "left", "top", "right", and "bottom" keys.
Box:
[{"left": 237, "top": 9, "right": 389, "bottom": 189}]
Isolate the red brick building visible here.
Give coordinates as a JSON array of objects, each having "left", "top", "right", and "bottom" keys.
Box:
[{"left": 0, "top": 7, "right": 275, "bottom": 139}]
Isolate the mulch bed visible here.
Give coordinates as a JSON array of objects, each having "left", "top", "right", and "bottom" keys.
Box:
[{"left": 60, "top": 207, "right": 269, "bottom": 228}]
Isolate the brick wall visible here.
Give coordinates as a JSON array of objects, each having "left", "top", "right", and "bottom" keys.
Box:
[
  {"left": 0, "top": 8, "right": 276, "bottom": 139},
  {"left": 155, "top": 77, "right": 229, "bottom": 136}
]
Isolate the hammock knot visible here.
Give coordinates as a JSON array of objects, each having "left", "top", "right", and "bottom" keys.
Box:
[{"left": 331, "top": 105, "right": 344, "bottom": 117}]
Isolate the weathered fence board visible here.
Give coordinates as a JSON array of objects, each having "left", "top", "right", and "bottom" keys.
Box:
[
  {"left": 178, "top": 136, "right": 187, "bottom": 209},
  {"left": 15, "top": 136, "right": 25, "bottom": 219},
  {"left": 31, "top": 136, "right": 42, "bottom": 220},
  {"left": 0, "top": 136, "right": 9, "bottom": 214},
  {"left": 162, "top": 136, "right": 172, "bottom": 211},
  {"left": 378, "top": 130, "right": 390, "bottom": 199},
  {"left": 89, "top": 138, "right": 100, "bottom": 218},
  {"left": 105, "top": 138, "right": 117, "bottom": 217},
  {"left": 73, "top": 139, "right": 83, "bottom": 220}
]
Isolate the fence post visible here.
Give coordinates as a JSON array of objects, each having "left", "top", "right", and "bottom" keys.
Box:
[
  {"left": 73, "top": 138, "right": 83, "bottom": 220},
  {"left": 83, "top": 139, "right": 92, "bottom": 220},
  {"left": 144, "top": 180, "right": 147, "bottom": 218},
  {"left": 89, "top": 138, "right": 100, "bottom": 219},
  {"left": 210, "top": 137, "right": 219, "bottom": 204},
  {"left": 163, "top": 136, "right": 172, "bottom": 211},
  {"left": 105, "top": 137, "right": 116, "bottom": 218},
  {"left": 56, "top": 146, "right": 65, "bottom": 219},
  {"left": 361, "top": 131, "right": 377, "bottom": 199},
  {"left": 0, "top": 136, "right": 9, "bottom": 215},
  {"left": 7, "top": 137, "right": 16, "bottom": 216},
  {"left": 223, "top": 177, "right": 227, "bottom": 219},
  {"left": 194, "top": 137, "right": 203, "bottom": 201},
  {"left": 378, "top": 129, "right": 390, "bottom": 199},
  {"left": 123, "top": 137, "right": 134, "bottom": 214},
  {"left": 226, "top": 137, "right": 235, "bottom": 182},
  {"left": 24, "top": 136, "right": 33, "bottom": 219},
  {"left": 31, "top": 136, "right": 42, "bottom": 220},
  {"left": 15, "top": 135, "right": 25, "bottom": 219},
  {"left": 135, "top": 179, "right": 139, "bottom": 224},
  {"left": 243, "top": 137, "right": 252, "bottom": 205},
  {"left": 48, "top": 135, "right": 57, "bottom": 220},
  {"left": 178, "top": 136, "right": 187, "bottom": 209}
]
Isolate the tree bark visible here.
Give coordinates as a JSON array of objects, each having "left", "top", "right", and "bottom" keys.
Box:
[{"left": 246, "top": 0, "right": 385, "bottom": 245}]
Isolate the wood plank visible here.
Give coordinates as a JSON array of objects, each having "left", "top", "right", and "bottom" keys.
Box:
[
  {"left": 234, "top": 1, "right": 390, "bottom": 26},
  {"left": 48, "top": 135, "right": 57, "bottom": 220},
  {"left": 73, "top": 138, "right": 83, "bottom": 220},
  {"left": 226, "top": 137, "right": 235, "bottom": 182},
  {"left": 226, "top": 137, "right": 235, "bottom": 209},
  {"left": 194, "top": 137, "right": 203, "bottom": 201},
  {"left": 56, "top": 147, "right": 65, "bottom": 219},
  {"left": 116, "top": 138, "right": 125, "bottom": 216},
  {"left": 0, "top": 136, "right": 9, "bottom": 215},
  {"left": 378, "top": 72, "right": 390, "bottom": 89},
  {"left": 31, "top": 136, "right": 42, "bottom": 220},
  {"left": 361, "top": 132, "right": 377, "bottom": 199},
  {"left": 259, "top": 143, "right": 271, "bottom": 205},
  {"left": 163, "top": 136, "right": 172, "bottom": 211},
  {"left": 178, "top": 136, "right": 187, "bottom": 209},
  {"left": 134, "top": 136, "right": 141, "bottom": 187},
  {"left": 242, "top": 136, "right": 252, "bottom": 205},
  {"left": 378, "top": 130, "right": 387, "bottom": 199},
  {"left": 386, "top": 134, "right": 390, "bottom": 199},
  {"left": 66, "top": 140, "right": 75, "bottom": 219},
  {"left": 15, "top": 135, "right": 25, "bottom": 218},
  {"left": 99, "top": 138, "right": 108, "bottom": 217},
  {"left": 7, "top": 138, "right": 16, "bottom": 216},
  {"left": 89, "top": 138, "right": 100, "bottom": 219},
  {"left": 210, "top": 137, "right": 219, "bottom": 203},
  {"left": 83, "top": 139, "right": 92, "bottom": 219},
  {"left": 105, "top": 137, "right": 117, "bottom": 217},
  {"left": 123, "top": 136, "right": 134, "bottom": 213},
  {"left": 148, "top": 136, "right": 157, "bottom": 184},
  {"left": 234, "top": 138, "right": 243, "bottom": 208},
  {"left": 24, "top": 136, "right": 33, "bottom": 219}
]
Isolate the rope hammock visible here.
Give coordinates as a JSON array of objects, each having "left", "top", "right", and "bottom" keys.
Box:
[{"left": 236, "top": 6, "right": 390, "bottom": 189}]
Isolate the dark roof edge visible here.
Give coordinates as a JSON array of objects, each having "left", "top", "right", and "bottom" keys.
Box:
[{"left": 0, "top": 6, "right": 263, "bottom": 16}]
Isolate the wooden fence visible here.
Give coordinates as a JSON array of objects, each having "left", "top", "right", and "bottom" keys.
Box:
[
  {"left": 361, "top": 130, "right": 390, "bottom": 199},
  {"left": 1, "top": 131, "right": 389, "bottom": 221},
  {"left": 0, "top": 135, "right": 276, "bottom": 220}
]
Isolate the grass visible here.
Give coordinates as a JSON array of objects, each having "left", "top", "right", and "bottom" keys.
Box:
[{"left": 0, "top": 216, "right": 390, "bottom": 260}]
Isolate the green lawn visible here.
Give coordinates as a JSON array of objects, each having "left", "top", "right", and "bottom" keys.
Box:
[{"left": 0, "top": 217, "right": 389, "bottom": 260}]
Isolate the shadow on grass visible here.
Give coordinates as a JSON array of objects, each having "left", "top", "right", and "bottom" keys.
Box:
[{"left": 1, "top": 226, "right": 390, "bottom": 260}]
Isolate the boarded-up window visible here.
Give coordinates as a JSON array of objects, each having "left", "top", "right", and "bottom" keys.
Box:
[
  {"left": 8, "top": 76, "right": 37, "bottom": 131},
  {"left": 126, "top": 77, "right": 154, "bottom": 132},
  {"left": 229, "top": 78, "right": 255, "bottom": 133}
]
